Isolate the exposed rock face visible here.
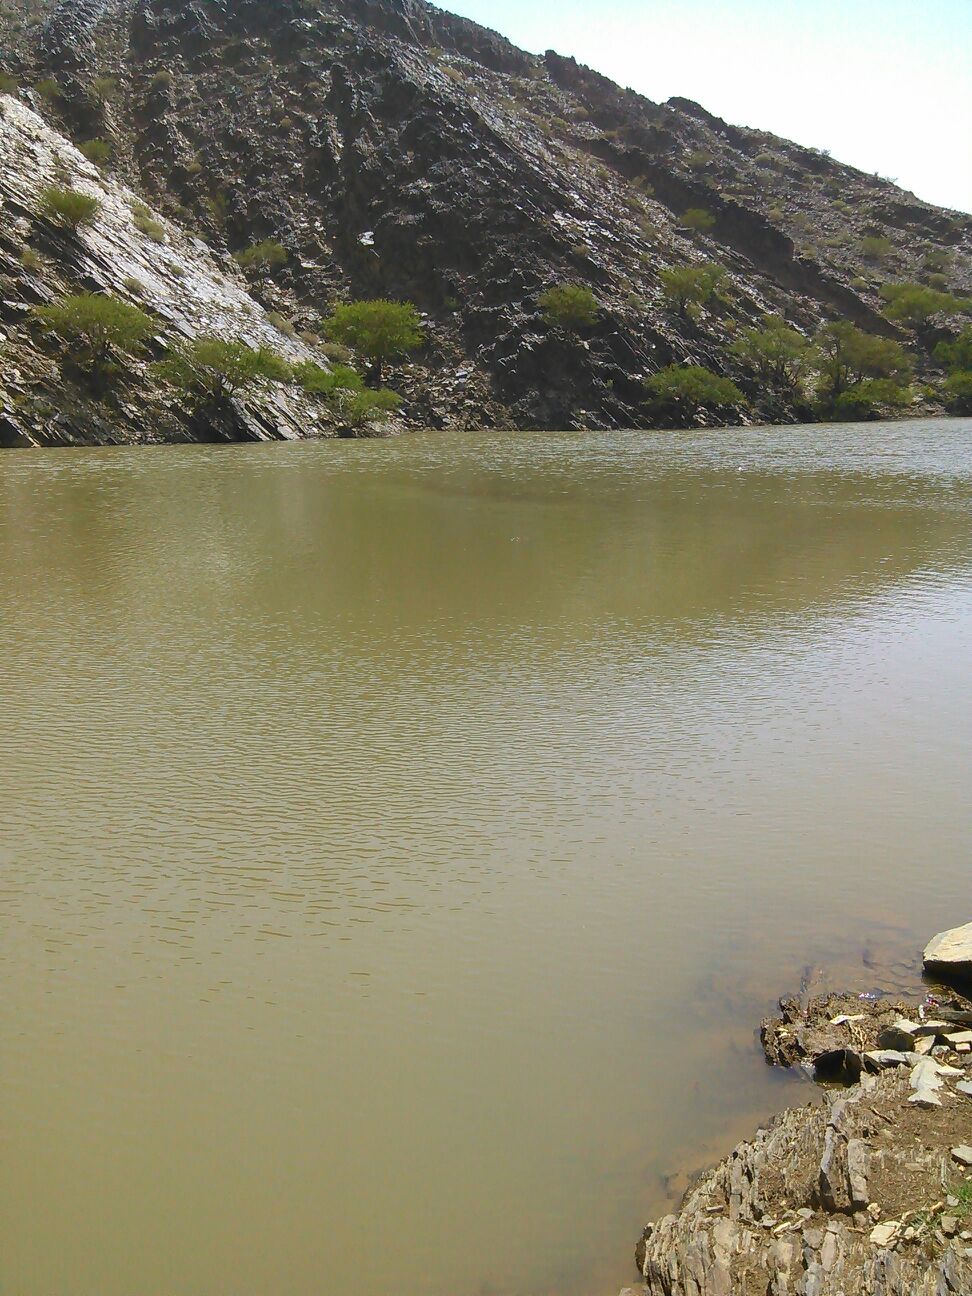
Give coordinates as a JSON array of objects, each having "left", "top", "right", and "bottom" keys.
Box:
[
  {"left": 636, "top": 1062, "right": 972, "bottom": 1295},
  {"left": 924, "top": 924, "right": 972, "bottom": 986},
  {"left": 1, "top": 0, "right": 971, "bottom": 443}
]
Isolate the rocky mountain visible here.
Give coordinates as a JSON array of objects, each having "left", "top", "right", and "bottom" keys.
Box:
[{"left": 1, "top": 0, "right": 971, "bottom": 445}]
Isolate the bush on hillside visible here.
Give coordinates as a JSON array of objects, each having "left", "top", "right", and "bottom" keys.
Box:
[
  {"left": 659, "top": 263, "right": 725, "bottom": 316},
  {"left": 880, "top": 282, "right": 961, "bottom": 328},
  {"left": 681, "top": 207, "right": 715, "bottom": 232},
  {"left": 538, "top": 283, "right": 599, "bottom": 331},
  {"left": 39, "top": 185, "right": 100, "bottom": 230},
  {"left": 234, "top": 240, "right": 288, "bottom": 273}
]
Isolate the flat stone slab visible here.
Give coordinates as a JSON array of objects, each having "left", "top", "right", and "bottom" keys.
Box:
[{"left": 924, "top": 922, "right": 972, "bottom": 984}]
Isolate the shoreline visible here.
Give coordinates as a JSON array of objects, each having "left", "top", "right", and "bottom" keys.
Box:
[{"left": 623, "top": 927, "right": 972, "bottom": 1295}]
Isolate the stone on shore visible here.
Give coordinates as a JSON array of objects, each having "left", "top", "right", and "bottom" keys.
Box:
[{"left": 924, "top": 922, "right": 972, "bottom": 985}]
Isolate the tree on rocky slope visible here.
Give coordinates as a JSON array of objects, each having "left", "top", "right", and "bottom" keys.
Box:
[
  {"left": 660, "top": 264, "right": 725, "bottom": 319},
  {"left": 731, "top": 316, "right": 812, "bottom": 393},
  {"left": 814, "top": 322, "right": 911, "bottom": 413},
  {"left": 34, "top": 292, "right": 155, "bottom": 389},
  {"left": 324, "top": 301, "right": 424, "bottom": 386},
  {"left": 644, "top": 365, "right": 745, "bottom": 424},
  {"left": 154, "top": 337, "right": 290, "bottom": 421}
]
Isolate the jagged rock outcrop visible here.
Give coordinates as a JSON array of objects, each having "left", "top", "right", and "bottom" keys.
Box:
[{"left": 1, "top": 0, "right": 971, "bottom": 442}]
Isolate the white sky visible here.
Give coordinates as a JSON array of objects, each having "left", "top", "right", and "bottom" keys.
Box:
[{"left": 438, "top": 0, "right": 972, "bottom": 214}]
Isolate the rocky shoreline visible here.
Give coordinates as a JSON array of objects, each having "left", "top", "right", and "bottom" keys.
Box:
[{"left": 623, "top": 924, "right": 972, "bottom": 1295}]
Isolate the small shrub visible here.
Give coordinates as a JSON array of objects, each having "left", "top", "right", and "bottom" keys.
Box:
[
  {"left": 150, "top": 70, "right": 173, "bottom": 90},
  {"left": 686, "top": 149, "right": 713, "bottom": 171},
  {"left": 0, "top": 72, "right": 19, "bottom": 95},
  {"left": 645, "top": 364, "right": 745, "bottom": 423},
  {"left": 39, "top": 185, "right": 100, "bottom": 230},
  {"left": 321, "top": 341, "right": 352, "bottom": 364},
  {"left": 186, "top": 159, "right": 203, "bottom": 177},
  {"left": 34, "top": 292, "right": 155, "bottom": 387},
  {"left": 19, "top": 247, "right": 43, "bottom": 272},
  {"left": 333, "top": 386, "right": 402, "bottom": 429},
  {"left": 90, "top": 76, "right": 117, "bottom": 103},
  {"left": 132, "top": 201, "right": 165, "bottom": 242},
  {"left": 659, "top": 263, "right": 725, "bottom": 316},
  {"left": 79, "top": 138, "right": 112, "bottom": 166},
  {"left": 832, "top": 378, "right": 911, "bottom": 421},
  {"left": 292, "top": 361, "right": 363, "bottom": 396},
  {"left": 122, "top": 276, "right": 144, "bottom": 295},
  {"left": 935, "top": 326, "right": 972, "bottom": 374},
  {"left": 681, "top": 207, "right": 716, "bottom": 232},
  {"left": 266, "top": 312, "right": 297, "bottom": 337},
  {"left": 880, "top": 281, "right": 960, "bottom": 328},
  {"left": 766, "top": 206, "right": 785, "bottom": 223},
  {"left": 860, "top": 234, "right": 893, "bottom": 263},
  {"left": 34, "top": 77, "right": 60, "bottom": 103},
  {"left": 325, "top": 299, "right": 424, "bottom": 383},
  {"left": 234, "top": 239, "right": 287, "bottom": 273},
  {"left": 538, "top": 282, "right": 599, "bottom": 331}
]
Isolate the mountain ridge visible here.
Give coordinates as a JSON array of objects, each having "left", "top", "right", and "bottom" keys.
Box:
[{"left": 1, "top": 0, "right": 970, "bottom": 444}]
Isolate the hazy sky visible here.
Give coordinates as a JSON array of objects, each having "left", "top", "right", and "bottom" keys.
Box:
[{"left": 438, "top": 0, "right": 972, "bottom": 214}]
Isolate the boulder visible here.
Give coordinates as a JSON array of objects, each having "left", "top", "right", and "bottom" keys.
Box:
[{"left": 924, "top": 923, "right": 972, "bottom": 985}]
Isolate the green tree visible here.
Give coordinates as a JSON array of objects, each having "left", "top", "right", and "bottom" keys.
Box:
[
  {"left": 934, "top": 326, "right": 972, "bottom": 374},
  {"left": 644, "top": 365, "right": 744, "bottom": 424},
  {"left": 154, "top": 337, "right": 290, "bottom": 411},
  {"left": 34, "top": 292, "right": 155, "bottom": 388},
  {"left": 832, "top": 378, "right": 912, "bottom": 421},
  {"left": 325, "top": 300, "right": 424, "bottom": 385},
  {"left": 659, "top": 264, "right": 725, "bottom": 317},
  {"left": 943, "top": 372, "right": 972, "bottom": 414},
  {"left": 39, "top": 185, "right": 100, "bottom": 230},
  {"left": 538, "top": 283, "right": 599, "bottom": 331},
  {"left": 814, "top": 321, "right": 911, "bottom": 407},
  {"left": 880, "top": 282, "right": 961, "bottom": 328},
  {"left": 730, "top": 315, "right": 811, "bottom": 390}
]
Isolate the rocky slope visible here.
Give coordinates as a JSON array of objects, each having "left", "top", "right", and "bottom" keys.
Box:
[{"left": 2, "top": 0, "right": 971, "bottom": 444}]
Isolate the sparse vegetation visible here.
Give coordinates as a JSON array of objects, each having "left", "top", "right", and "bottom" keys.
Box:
[
  {"left": 539, "top": 283, "right": 599, "bottom": 331},
  {"left": 39, "top": 185, "right": 100, "bottom": 230},
  {"left": 150, "top": 70, "right": 173, "bottom": 90},
  {"left": 89, "top": 76, "right": 118, "bottom": 103},
  {"left": 0, "top": 72, "right": 19, "bottom": 95},
  {"left": 860, "top": 234, "right": 893, "bottom": 263},
  {"left": 324, "top": 300, "right": 424, "bottom": 384},
  {"left": 644, "top": 364, "right": 745, "bottom": 423},
  {"left": 234, "top": 239, "right": 288, "bottom": 273},
  {"left": 19, "top": 247, "right": 43, "bottom": 272},
  {"left": 936, "top": 326, "right": 972, "bottom": 413},
  {"left": 686, "top": 150, "right": 713, "bottom": 171},
  {"left": 132, "top": 202, "right": 166, "bottom": 242},
  {"left": 34, "top": 77, "right": 59, "bottom": 103}
]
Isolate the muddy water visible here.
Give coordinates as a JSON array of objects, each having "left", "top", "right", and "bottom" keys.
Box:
[{"left": 2, "top": 419, "right": 971, "bottom": 1296}]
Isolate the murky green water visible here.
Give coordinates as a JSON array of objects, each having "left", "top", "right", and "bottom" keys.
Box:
[{"left": 2, "top": 419, "right": 972, "bottom": 1296}]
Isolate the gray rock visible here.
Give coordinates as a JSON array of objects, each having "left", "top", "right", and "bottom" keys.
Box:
[
  {"left": 924, "top": 922, "right": 972, "bottom": 985},
  {"left": 951, "top": 1145, "right": 972, "bottom": 1166}
]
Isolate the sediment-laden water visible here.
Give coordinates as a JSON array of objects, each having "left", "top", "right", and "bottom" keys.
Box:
[{"left": 2, "top": 419, "right": 971, "bottom": 1295}]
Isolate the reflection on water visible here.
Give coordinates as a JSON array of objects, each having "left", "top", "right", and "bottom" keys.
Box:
[{"left": 1, "top": 419, "right": 971, "bottom": 1295}]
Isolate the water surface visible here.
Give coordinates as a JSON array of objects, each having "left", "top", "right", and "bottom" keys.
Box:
[{"left": 2, "top": 419, "right": 972, "bottom": 1295}]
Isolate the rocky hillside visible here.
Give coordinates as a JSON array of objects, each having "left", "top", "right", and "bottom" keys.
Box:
[{"left": 2, "top": 0, "right": 971, "bottom": 444}]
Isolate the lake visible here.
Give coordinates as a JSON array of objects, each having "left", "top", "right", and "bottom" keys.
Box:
[{"left": 2, "top": 418, "right": 971, "bottom": 1295}]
